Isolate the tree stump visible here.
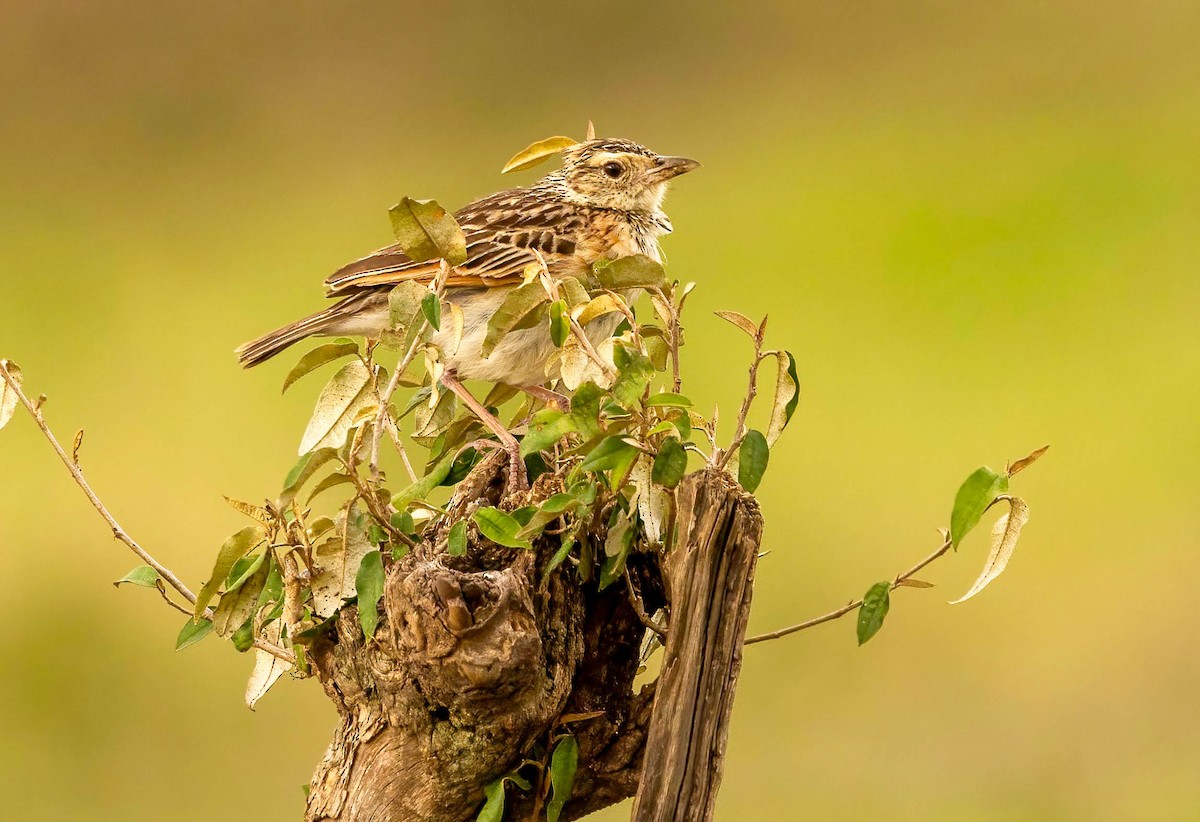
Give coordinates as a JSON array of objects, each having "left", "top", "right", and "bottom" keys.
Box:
[{"left": 303, "top": 458, "right": 761, "bottom": 822}]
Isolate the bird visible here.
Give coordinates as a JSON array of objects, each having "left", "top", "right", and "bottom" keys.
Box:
[{"left": 237, "top": 134, "right": 699, "bottom": 485}]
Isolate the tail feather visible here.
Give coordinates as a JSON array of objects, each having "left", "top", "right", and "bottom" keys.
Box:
[{"left": 236, "top": 306, "right": 342, "bottom": 368}]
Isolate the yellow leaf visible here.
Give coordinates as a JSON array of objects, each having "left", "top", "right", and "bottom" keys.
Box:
[
  {"left": 502, "top": 135, "right": 578, "bottom": 174},
  {"left": 714, "top": 310, "right": 760, "bottom": 341}
]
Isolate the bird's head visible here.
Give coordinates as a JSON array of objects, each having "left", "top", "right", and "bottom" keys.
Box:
[{"left": 558, "top": 138, "right": 700, "bottom": 213}]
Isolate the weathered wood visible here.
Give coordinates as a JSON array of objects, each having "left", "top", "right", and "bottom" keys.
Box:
[
  {"left": 303, "top": 455, "right": 656, "bottom": 822},
  {"left": 632, "top": 469, "right": 763, "bottom": 822}
]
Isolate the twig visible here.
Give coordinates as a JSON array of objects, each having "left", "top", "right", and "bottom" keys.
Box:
[
  {"left": 650, "top": 286, "right": 683, "bottom": 393},
  {"left": 715, "top": 344, "right": 766, "bottom": 470},
  {"left": 368, "top": 341, "right": 424, "bottom": 484},
  {"left": 568, "top": 315, "right": 618, "bottom": 380},
  {"left": 744, "top": 535, "right": 953, "bottom": 645},
  {"left": 368, "top": 261, "right": 449, "bottom": 483},
  {"left": 153, "top": 581, "right": 193, "bottom": 616},
  {"left": 624, "top": 570, "right": 667, "bottom": 639},
  {"left": 384, "top": 415, "right": 418, "bottom": 483},
  {"left": 0, "top": 361, "right": 295, "bottom": 665}
]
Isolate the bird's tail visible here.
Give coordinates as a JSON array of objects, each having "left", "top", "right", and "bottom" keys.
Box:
[{"left": 236, "top": 305, "right": 344, "bottom": 368}]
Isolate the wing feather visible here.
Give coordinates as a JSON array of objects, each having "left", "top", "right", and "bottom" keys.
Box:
[{"left": 323, "top": 187, "right": 577, "bottom": 295}]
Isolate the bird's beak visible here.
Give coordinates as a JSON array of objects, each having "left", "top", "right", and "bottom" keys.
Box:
[{"left": 649, "top": 155, "right": 701, "bottom": 181}]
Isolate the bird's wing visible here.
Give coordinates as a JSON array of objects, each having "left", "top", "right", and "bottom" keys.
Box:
[{"left": 323, "top": 188, "right": 582, "bottom": 295}]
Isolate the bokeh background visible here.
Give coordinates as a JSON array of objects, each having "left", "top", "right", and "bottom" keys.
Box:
[{"left": 2, "top": 2, "right": 1198, "bottom": 819}]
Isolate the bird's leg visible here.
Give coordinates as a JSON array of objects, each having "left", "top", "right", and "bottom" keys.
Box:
[
  {"left": 439, "top": 369, "right": 527, "bottom": 491},
  {"left": 519, "top": 384, "right": 571, "bottom": 411}
]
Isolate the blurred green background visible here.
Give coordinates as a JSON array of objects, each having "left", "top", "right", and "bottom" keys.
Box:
[{"left": 2, "top": 2, "right": 1198, "bottom": 819}]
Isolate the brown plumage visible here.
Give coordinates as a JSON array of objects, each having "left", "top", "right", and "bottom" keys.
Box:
[{"left": 236, "top": 137, "right": 699, "bottom": 386}]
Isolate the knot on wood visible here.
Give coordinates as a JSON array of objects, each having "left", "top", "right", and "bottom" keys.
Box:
[{"left": 387, "top": 560, "right": 544, "bottom": 713}]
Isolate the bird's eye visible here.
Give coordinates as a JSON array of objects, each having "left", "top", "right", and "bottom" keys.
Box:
[{"left": 603, "top": 162, "right": 624, "bottom": 178}]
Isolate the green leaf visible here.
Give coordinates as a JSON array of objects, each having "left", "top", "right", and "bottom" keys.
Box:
[
  {"left": 519, "top": 409, "right": 574, "bottom": 457},
  {"left": 520, "top": 380, "right": 608, "bottom": 455},
  {"left": 857, "top": 582, "right": 891, "bottom": 645},
  {"left": 175, "top": 618, "right": 214, "bottom": 651},
  {"left": 510, "top": 506, "right": 537, "bottom": 526},
  {"left": 548, "top": 299, "right": 569, "bottom": 347},
  {"left": 652, "top": 438, "right": 688, "bottom": 488},
  {"left": 543, "top": 536, "right": 576, "bottom": 579},
  {"left": 355, "top": 550, "right": 386, "bottom": 640},
  {"left": 224, "top": 552, "right": 267, "bottom": 592},
  {"left": 306, "top": 472, "right": 354, "bottom": 503},
  {"left": 476, "top": 779, "right": 506, "bottom": 822},
  {"left": 473, "top": 508, "right": 532, "bottom": 550},
  {"left": 385, "top": 280, "right": 429, "bottom": 353},
  {"left": 546, "top": 735, "right": 579, "bottom": 822},
  {"left": 765, "top": 351, "right": 800, "bottom": 446},
  {"left": 515, "top": 493, "right": 579, "bottom": 539},
  {"left": 950, "top": 466, "right": 1010, "bottom": 548},
  {"left": 281, "top": 447, "right": 338, "bottom": 505},
  {"left": 482, "top": 282, "right": 548, "bottom": 358},
  {"left": 737, "top": 430, "right": 769, "bottom": 493},
  {"left": 447, "top": 520, "right": 467, "bottom": 557},
  {"left": 0, "top": 360, "right": 23, "bottom": 430},
  {"left": 421, "top": 292, "right": 442, "bottom": 331},
  {"left": 576, "top": 293, "right": 626, "bottom": 327},
  {"left": 281, "top": 341, "right": 360, "bottom": 394},
  {"left": 213, "top": 558, "right": 270, "bottom": 637},
  {"left": 443, "top": 447, "right": 481, "bottom": 486},
  {"left": 113, "top": 565, "right": 161, "bottom": 589},
  {"left": 388, "top": 197, "right": 467, "bottom": 265},
  {"left": 390, "top": 510, "right": 415, "bottom": 534},
  {"left": 610, "top": 344, "right": 653, "bottom": 409},
  {"left": 413, "top": 387, "right": 457, "bottom": 440},
  {"left": 231, "top": 621, "right": 255, "bottom": 653},
  {"left": 599, "top": 510, "right": 635, "bottom": 590},
  {"left": 391, "top": 449, "right": 458, "bottom": 511},
  {"left": 259, "top": 562, "right": 283, "bottom": 608},
  {"left": 579, "top": 436, "right": 639, "bottom": 473},
  {"left": 194, "top": 525, "right": 266, "bottom": 619},
  {"left": 501, "top": 135, "right": 578, "bottom": 174},
  {"left": 298, "top": 360, "right": 374, "bottom": 455},
  {"left": 644, "top": 392, "right": 693, "bottom": 408},
  {"left": 592, "top": 254, "right": 667, "bottom": 290},
  {"left": 557, "top": 276, "right": 591, "bottom": 308}
]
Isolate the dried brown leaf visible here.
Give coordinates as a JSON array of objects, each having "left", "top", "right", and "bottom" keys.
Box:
[
  {"left": 949, "top": 497, "right": 1030, "bottom": 605},
  {"left": 1007, "top": 445, "right": 1050, "bottom": 477},
  {"left": 0, "top": 360, "right": 22, "bottom": 430}
]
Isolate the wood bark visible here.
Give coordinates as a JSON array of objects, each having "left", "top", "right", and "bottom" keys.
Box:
[
  {"left": 631, "top": 469, "right": 762, "bottom": 822},
  {"left": 303, "top": 458, "right": 761, "bottom": 822}
]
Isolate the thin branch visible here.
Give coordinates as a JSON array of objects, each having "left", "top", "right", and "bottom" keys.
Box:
[
  {"left": 650, "top": 286, "right": 684, "bottom": 394},
  {"left": 715, "top": 345, "right": 766, "bottom": 470},
  {"left": 568, "top": 315, "right": 618, "bottom": 380},
  {"left": 368, "top": 261, "right": 449, "bottom": 483},
  {"left": 624, "top": 570, "right": 667, "bottom": 639},
  {"left": 0, "top": 361, "right": 295, "bottom": 665},
  {"left": 744, "top": 535, "right": 954, "bottom": 645}
]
